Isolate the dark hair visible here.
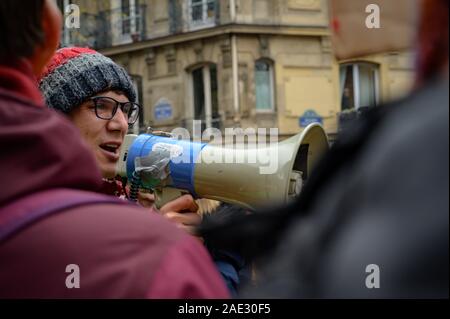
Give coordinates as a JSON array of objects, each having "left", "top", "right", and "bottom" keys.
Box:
[{"left": 0, "top": 0, "right": 45, "bottom": 62}]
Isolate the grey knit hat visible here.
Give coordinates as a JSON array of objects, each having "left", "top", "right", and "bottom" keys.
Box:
[{"left": 38, "top": 47, "right": 136, "bottom": 113}]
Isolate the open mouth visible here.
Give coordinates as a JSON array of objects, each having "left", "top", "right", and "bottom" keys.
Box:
[{"left": 99, "top": 143, "right": 120, "bottom": 157}]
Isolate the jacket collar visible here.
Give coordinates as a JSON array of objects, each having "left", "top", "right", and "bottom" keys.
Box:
[{"left": 0, "top": 59, "right": 44, "bottom": 105}]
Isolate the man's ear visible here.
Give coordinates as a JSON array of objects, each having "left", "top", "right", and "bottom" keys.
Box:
[{"left": 29, "top": 0, "right": 62, "bottom": 77}]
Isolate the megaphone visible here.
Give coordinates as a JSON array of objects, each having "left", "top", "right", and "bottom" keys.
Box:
[{"left": 116, "top": 123, "right": 329, "bottom": 210}]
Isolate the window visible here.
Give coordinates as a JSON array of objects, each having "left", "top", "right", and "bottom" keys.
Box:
[
  {"left": 255, "top": 59, "right": 275, "bottom": 112},
  {"left": 192, "top": 64, "right": 220, "bottom": 130},
  {"left": 112, "top": 0, "right": 144, "bottom": 44},
  {"left": 189, "top": 0, "right": 216, "bottom": 29},
  {"left": 340, "top": 62, "right": 379, "bottom": 110},
  {"left": 121, "top": 0, "right": 131, "bottom": 35},
  {"left": 121, "top": 0, "right": 140, "bottom": 38}
]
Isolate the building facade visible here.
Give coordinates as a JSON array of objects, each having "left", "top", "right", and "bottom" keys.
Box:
[{"left": 59, "top": 0, "right": 415, "bottom": 138}]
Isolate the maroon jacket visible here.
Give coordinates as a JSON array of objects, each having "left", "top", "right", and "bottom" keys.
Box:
[{"left": 0, "top": 60, "right": 229, "bottom": 298}]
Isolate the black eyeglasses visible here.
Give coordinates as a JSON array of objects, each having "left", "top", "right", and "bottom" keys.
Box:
[{"left": 89, "top": 96, "right": 141, "bottom": 125}]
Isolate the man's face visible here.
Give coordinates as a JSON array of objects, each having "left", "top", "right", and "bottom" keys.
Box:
[{"left": 68, "top": 91, "right": 129, "bottom": 179}]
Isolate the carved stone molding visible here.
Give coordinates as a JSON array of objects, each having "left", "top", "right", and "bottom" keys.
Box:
[
  {"left": 165, "top": 45, "right": 177, "bottom": 75},
  {"left": 193, "top": 41, "right": 204, "bottom": 63},
  {"left": 145, "top": 48, "right": 156, "bottom": 79},
  {"left": 259, "top": 35, "right": 270, "bottom": 57},
  {"left": 220, "top": 38, "right": 232, "bottom": 68},
  {"left": 120, "top": 54, "right": 131, "bottom": 73},
  {"left": 321, "top": 36, "right": 332, "bottom": 53}
]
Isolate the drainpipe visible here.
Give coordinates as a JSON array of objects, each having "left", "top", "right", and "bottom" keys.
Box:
[{"left": 230, "top": 0, "right": 240, "bottom": 123}]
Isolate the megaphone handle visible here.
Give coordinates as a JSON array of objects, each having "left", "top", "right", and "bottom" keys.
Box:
[{"left": 154, "top": 187, "right": 188, "bottom": 209}]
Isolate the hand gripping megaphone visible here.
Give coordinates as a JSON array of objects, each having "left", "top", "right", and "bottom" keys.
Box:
[{"left": 116, "top": 123, "right": 329, "bottom": 210}]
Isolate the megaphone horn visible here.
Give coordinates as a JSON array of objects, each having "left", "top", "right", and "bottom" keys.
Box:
[{"left": 116, "top": 123, "right": 329, "bottom": 210}]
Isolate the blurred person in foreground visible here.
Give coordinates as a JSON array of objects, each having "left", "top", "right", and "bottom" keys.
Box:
[
  {"left": 0, "top": 0, "right": 229, "bottom": 298},
  {"left": 201, "top": 0, "right": 448, "bottom": 298}
]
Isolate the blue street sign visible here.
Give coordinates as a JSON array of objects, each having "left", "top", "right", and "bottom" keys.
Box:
[
  {"left": 299, "top": 109, "right": 323, "bottom": 127},
  {"left": 154, "top": 99, "right": 173, "bottom": 121}
]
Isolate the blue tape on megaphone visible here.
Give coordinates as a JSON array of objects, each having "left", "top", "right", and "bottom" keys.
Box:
[{"left": 126, "top": 134, "right": 207, "bottom": 196}]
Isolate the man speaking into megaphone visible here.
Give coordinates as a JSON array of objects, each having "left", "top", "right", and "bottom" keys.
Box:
[
  {"left": 38, "top": 47, "right": 202, "bottom": 234},
  {"left": 39, "top": 46, "right": 329, "bottom": 214}
]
